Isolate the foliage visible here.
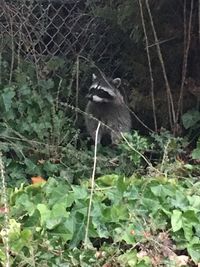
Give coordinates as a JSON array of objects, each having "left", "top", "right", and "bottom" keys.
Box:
[
  {"left": 0, "top": 1, "right": 200, "bottom": 264},
  {"left": 151, "top": 129, "right": 187, "bottom": 161},
  {"left": 0, "top": 58, "right": 80, "bottom": 186},
  {"left": 192, "top": 138, "right": 200, "bottom": 160},
  {"left": 0, "top": 56, "right": 151, "bottom": 188},
  {"left": 182, "top": 110, "right": 200, "bottom": 160},
  {"left": 182, "top": 110, "right": 200, "bottom": 135},
  {"left": 1, "top": 175, "right": 200, "bottom": 266},
  {"left": 96, "top": 131, "right": 150, "bottom": 177}
]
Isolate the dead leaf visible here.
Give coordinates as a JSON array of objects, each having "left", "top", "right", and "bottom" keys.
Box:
[
  {"left": 31, "top": 176, "right": 46, "bottom": 184},
  {"left": 151, "top": 255, "right": 162, "bottom": 266},
  {"left": 169, "top": 254, "right": 189, "bottom": 266},
  {"left": 143, "top": 231, "right": 151, "bottom": 238},
  {"left": 37, "top": 159, "right": 45, "bottom": 164},
  {"left": 95, "top": 251, "right": 106, "bottom": 259},
  {"left": 130, "top": 229, "right": 135, "bottom": 235},
  {"left": 0, "top": 207, "right": 9, "bottom": 214},
  {"left": 137, "top": 250, "right": 148, "bottom": 258}
]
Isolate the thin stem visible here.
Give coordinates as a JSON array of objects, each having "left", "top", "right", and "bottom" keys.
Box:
[
  {"left": 145, "top": 0, "right": 175, "bottom": 129},
  {"left": 176, "top": 0, "right": 194, "bottom": 122},
  {"left": 138, "top": 0, "right": 157, "bottom": 132},
  {"left": 9, "top": 18, "right": 14, "bottom": 85},
  {"left": 0, "top": 152, "right": 10, "bottom": 267},
  {"left": 75, "top": 55, "right": 80, "bottom": 123},
  {"left": 56, "top": 78, "right": 63, "bottom": 112},
  {"left": 199, "top": 0, "right": 200, "bottom": 43},
  {"left": 84, "top": 122, "right": 101, "bottom": 246}
]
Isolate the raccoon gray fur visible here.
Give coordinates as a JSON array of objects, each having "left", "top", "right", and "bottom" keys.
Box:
[{"left": 85, "top": 73, "right": 131, "bottom": 144}]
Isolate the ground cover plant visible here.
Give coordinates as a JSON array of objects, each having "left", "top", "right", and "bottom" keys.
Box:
[
  {"left": 0, "top": 50, "right": 200, "bottom": 266},
  {"left": 0, "top": 61, "right": 200, "bottom": 265},
  {"left": 1, "top": 173, "right": 200, "bottom": 266},
  {"left": 1, "top": 0, "right": 200, "bottom": 265}
]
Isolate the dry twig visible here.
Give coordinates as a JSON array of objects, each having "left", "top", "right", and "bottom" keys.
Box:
[
  {"left": 145, "top": 0, "right": 175, "bottom": 130},
  {"left": 84, "top": 121, "right": 101, "bottom": 246},
  {"left": 176, "top": 0, "right": 194, "bottom": 122},
  {"left": 0, "top": 152, "right": 10, "bottom": 267},
  {"left": 138, "top": 0, "right": 157, "bottom": 132}
]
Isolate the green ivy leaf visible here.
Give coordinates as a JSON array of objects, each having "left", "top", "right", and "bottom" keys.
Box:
[
  {"left": 7, "top": 219, "right": 32, "bottom": 253},
  {"left": 38, "top": 79, "right": 54, "bottom": 90},
  {"left": 15, "top": 193, "right": 35, "bottom": 216},
  {"left": 171, "top": 191, "right": 189, "bottom": 210},
  {"left": 187, "top": 244, "right": 200, "bottom": 263},
  {"left": 37, "top": 204, "right": 51, "bottom": 226},
  {"left": 2, "top": 87, "right": 15, "bottom": 112},
  {"left": 51, "top": 216, "right": 75, "bottom": 242},
  {"left": 110, "top": 204, "right": 128, "bottom": 222},
  {"left": 121, "top": 225, "right": 136, "bottom": 245},
  {"left": 69, "top": 210, "right": 86, "bottom": 248},
  {"left": 182, "top": 110, "right": 200, "bottom": 129},
  {"left": 187, "top": 195, "right": 200, "bottom": 210},
  {"left": 151, "top": 184, "right": 174, "bottom": 198},
  {"left": 183, "top": 223, "right": 193, "bottom": 242},
  {"left": 183, "top": 210, "right": 199, "bottom": 225},
  {"left": 46, "top": 57, "right": 65, "bottom": 70},
  {"left": 192, "top": 140, "right": 200, "bottom": 160},
  {"left": 20, "top": 229, "right": 32, "bottom": 243},
  {"left": 171, "top": 210, "right": 182, "bottom": 232},
  {"left": 96, "top": 174, "right": 119, "bottom": 186},
  {"left": 46, "top": 203, "right": 69, "bottom": 230},
  {"left": 118, "top": 250, "right": 138, "bottom": 266},
  {"left": 24, "top": 158, "right": 39, "bottom": 175},
  {"left": 72, "top": 186, "right": 88, "bottom": 200},
  {"left": 192, "top": 148, "right": 200, "bottom": 160}
]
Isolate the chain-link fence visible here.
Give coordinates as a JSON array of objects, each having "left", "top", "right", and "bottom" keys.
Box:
[{"left": 0, "top": 0, "right": 126, "bottom": 77}]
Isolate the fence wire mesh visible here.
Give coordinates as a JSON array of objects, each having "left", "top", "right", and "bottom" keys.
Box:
[{"left": 0, "top": 0, "right": 123, "bottom": 76}]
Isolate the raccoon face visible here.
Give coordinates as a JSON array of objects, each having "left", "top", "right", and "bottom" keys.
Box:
[{"left": 86, "top": 74, "right": 122, "bottom": 103}]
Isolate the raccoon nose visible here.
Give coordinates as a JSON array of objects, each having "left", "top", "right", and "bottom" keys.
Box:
[{"left": 86, "top": 94, "right": 92, "bottom": 100}]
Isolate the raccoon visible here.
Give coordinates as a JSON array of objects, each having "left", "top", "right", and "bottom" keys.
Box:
[{"left": 85, "top": 73, "right": 131, "bottom": 144}]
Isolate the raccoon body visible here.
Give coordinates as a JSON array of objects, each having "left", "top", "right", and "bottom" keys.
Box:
[{"left": 85, "top": 74, "right": 131, "bottom": 144}]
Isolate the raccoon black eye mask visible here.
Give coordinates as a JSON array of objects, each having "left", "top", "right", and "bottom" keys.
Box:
[{"left": 87, "top": 88, "right": 114, "bottom": 102}]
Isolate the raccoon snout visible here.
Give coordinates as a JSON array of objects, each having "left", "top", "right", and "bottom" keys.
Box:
[{"left": 86, "top": 94, "right": 92, "bottom": 100}]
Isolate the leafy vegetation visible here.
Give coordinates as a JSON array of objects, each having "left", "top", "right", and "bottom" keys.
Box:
[
  {"left": 0, "top": 0, "right": 200, "bottom": 266},
  {"left": 0, "top": 57, "right": 153, "bottom": 188},
  {"left": 0, "top": 50, "right": 200, "bottom": 267},
  {"left": 1, "top": 174, "right": 200, "bottom": 266}
]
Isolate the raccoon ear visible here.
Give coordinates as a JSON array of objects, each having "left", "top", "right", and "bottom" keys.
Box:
[
  {"left": 92, "top": 73, "right": 97, "bottom": 81},
  {"left": 112, "top": 78, "right": 121, "bottom": 88}
]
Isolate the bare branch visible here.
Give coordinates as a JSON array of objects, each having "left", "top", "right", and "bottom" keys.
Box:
[
  {"left": 176, "top": 0, "right": 194, "bottom": 122},
  {"left": 0, "top": 152, "right": 10, "bottom": 267},
  {"left": 84, "top": 121, "right": 101, "bottom": 247},
  {"left": 145, "top": 0, "right": 176, "bottom": 129},
  {"left": 138, "top": 0, "right": 157, "bottom": 132}
]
